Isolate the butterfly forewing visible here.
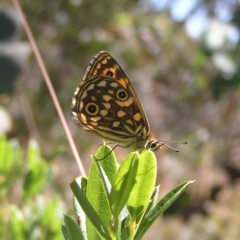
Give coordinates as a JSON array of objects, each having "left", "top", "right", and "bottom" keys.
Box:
[{"left": 83, "top": 51, "right": 126, "bottom": 81}]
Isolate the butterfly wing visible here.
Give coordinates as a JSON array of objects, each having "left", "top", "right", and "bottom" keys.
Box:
[
  {"left": 71, "top": 51, "right": 151, "bottom": 150},
  {"left": 83, "top": 51, "right": 126, "bottom": 81}
]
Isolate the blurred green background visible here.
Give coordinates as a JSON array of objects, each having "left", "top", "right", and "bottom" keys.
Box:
[{"left": 1, "top": 0, "right": 240, "bottom": 239}]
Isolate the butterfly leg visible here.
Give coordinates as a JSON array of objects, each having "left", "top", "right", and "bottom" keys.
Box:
[{"left": 96, "top": 144, "right": 119, "bottom": 161}]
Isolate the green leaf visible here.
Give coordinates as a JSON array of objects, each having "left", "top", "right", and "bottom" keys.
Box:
[
  {"left": 73, "top": 177, "right": 88, "bottom": 239},
  {"left": 23, "top": 139, "right": 54, "bottom": 198},
  {"left": 147, "top": 186, "right": 160, "bottom": 212},
  {"left": 95, "top": 144, "right": 118, "bottom": 185},
  {"left": 93, "top": 144, "right": 118, "bottom": 200},
  {"left": 64, "top": 215, "right": 85, "bottom": 240},
  {"left": 109, "top": 152, "right": 139, "bottom": 217},
  {"left": 0, "top": 135, "right": 22, "bottom": 173},
  {"left": 61, "top": 225, "right": 69, "bottom": 240},
  {"left": 127, "top": 150, "right": 157, "bottom": 222},
  {"left": 136, "top": 186, "right": 159, "bottom": 224},
  {"left": 0, "top": 135, "right": 24, "bottom": 192},
  {"left": 70, "top": 180, "right": 111, "bottom": 240},
  {"left": 134, "top": 180, "right": 194, "bottom": 240},
  {"left": 86, "top": 145, "right": 114, "bottom": 240},
  {"left": 9, "top": 206, "right": 27, "bottom": 240},
  {"left": 121, "top": 221, "right": 130, "bottom": 240}
]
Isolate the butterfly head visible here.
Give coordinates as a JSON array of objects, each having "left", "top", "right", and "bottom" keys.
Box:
[
  {"left": 144, "top": 133, "right": 186, "bottom": 152},
  {"left": 145, "top": 138, "right": 164, "bottom": 152}
]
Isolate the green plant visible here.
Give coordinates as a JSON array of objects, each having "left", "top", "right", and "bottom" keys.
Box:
[
  {"left": 0, "top": 134, "right": 63, "bottom": 240},
  {"left": 62, "top": 145, "right": 193, "bottom": 240}
]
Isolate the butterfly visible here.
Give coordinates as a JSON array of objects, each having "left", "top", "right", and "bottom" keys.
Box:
[{"left": 71, "top": 51, "right": 164, "bottom": 152}]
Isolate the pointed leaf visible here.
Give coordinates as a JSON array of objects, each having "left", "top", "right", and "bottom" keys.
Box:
[
  {"left": 109, "top": 152, "right": 139, "bottom": 217},
  {"left": 85, "top": 146, "right": 114, "bottom": 239},
  {"left": 70, "top": 180, "right": 111, "bottom": 240},
  {"left": 61, "top": 225, "right": 68, "bottom": 240},
  {"left": 95, "top": 144, "right": 118, "bottom": 185},
  {"left": 127, "top": 150, "right": 157, "bottom": 221},
  {"left": 135, "top": 180, "right": 194, "bottom": 240},
  {"left": 136, "top": 186, "right": 160, "bottom": 224},
  {"left": 73, "top": 177, "right": 88, "bottom": 239},
  {"left": 63, "top": 215, "right": 85, "bottom": 240}
]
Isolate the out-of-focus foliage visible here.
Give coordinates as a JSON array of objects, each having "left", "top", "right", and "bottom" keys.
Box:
[
  {"left": 1, "top": 0, "right": 240, "bottom": 239},
  {"left": 0, "top": 135, "right": 63, "bottom": 240}
]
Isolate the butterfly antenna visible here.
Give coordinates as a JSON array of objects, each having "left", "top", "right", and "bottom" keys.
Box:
[
  {"left": 161, "top": 140, "right": 188, "bottom": 145},
  {"left": 160, "top": 141, "right": 188, "bottom": 152},
  {"left": 162, "top": 143, "right": 179, "bottom": 153}
]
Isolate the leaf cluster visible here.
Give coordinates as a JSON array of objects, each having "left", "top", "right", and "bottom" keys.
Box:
[{"left": 63, "top": 145, "right": 193, "bottom": 240}]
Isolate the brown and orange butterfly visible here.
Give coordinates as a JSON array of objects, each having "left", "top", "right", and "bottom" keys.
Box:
[{"left": 71, "top": 51, "right": 164, "bottom": 152}]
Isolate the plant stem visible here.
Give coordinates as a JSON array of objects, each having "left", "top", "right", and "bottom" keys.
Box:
[
  {"left": 110, "top": 216, "right": 118, "bottom": 240},
  {"left": 129, "top": 219, "right": 135, "bottom": 239}
]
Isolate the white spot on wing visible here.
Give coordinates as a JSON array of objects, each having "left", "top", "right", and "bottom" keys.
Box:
[
  {"left": 110, "top": 82, "right": 118, "bottom": 88},
  {"left": 74, "top": 87, "right": 80, "bottom": 95},
  {"left": 71, "top": 98, "right": 76, "bottom": 105},
  {"left": 82, "top": 90, "right": 87, "bottom": 99},
  {"left": 112, "top": 121, "right": 120, "bottom": 127},
  {"left": 103, "top": 103, "right": 111, "bottom": 109},
  {"left": 100, "top": 110, "right": 108, "bottom": 116},
  {"left": 97, "top": 81, "right": 107, "bottom": 87},
  {"left": 87, "top": 84, "right": 95, "bottom": 90}
]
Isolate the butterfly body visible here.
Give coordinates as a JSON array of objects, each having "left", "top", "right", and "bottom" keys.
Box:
[{"left": 71, "top": 51, "right": 163, "bottom": 152}]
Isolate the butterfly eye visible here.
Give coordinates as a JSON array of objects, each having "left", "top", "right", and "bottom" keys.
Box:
[
  {"left": 116, "top": 89, "right": 128, "bottom": 101},
  {"left": 85, "top": 103, "right": 99, "bottom": 115},
  {"left": 150, "top": 141, "right": 162, "bottom": 151},
  {"left": 106, "top": 71, "right": 114, "bottom": 77},
  {"left": 150, "top": 142, "right": 157, "bottom": 149}
]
